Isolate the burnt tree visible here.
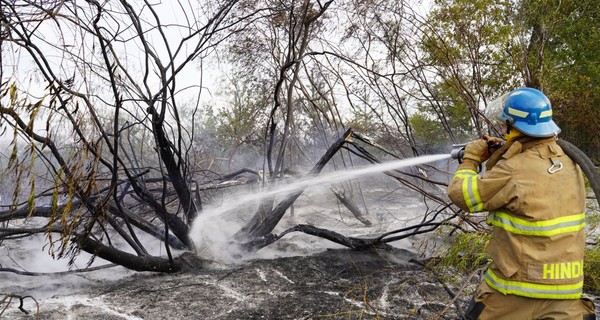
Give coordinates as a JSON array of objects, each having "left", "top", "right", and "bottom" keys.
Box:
[{"left": 0, "top": 0, "right": 247, "bottom": 272}]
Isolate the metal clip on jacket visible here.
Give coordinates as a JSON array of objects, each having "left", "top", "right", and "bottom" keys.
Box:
[{"left": 548, "top": 157, "right": 563, "bottom": 174}]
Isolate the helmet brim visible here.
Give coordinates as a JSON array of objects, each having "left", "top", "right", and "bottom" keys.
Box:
[{"left": 512, "top": 120, "right": 561, "bottom": 138}]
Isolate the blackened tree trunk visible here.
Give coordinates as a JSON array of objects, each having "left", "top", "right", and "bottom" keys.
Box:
[{"left": 236, "top": 129, "right": 353, "bottom": 240}]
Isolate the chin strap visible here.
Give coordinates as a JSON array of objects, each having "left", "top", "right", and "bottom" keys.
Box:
[{"left": 503, "top": 125, "right": 523, "bottom": 142}]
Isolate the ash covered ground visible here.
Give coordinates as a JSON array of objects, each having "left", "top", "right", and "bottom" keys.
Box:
[
  {"left": 2, "top": 172, "right": 597, "bottom": 319},
  {"left": 2, "top": 248, "right": 476, "bottom": 320}
]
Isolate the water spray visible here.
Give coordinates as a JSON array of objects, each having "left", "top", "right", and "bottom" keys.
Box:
[{"left": 190, "top": 153, "right": 451, "bottom": 263}]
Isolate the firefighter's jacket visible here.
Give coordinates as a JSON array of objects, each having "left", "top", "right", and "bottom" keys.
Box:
[{"left": 448, "top": 136, "right": 586, "bottom": 299}]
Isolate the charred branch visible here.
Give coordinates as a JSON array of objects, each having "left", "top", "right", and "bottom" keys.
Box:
[
  {"left": 0, "top": 294, "right": 39, "bottom": 317},
  {"left": 243, "top": 203, "right": 461, "bottom": 253},
  {"left": 330, "top": 187, "right": 372, "bottom": 226},
  {"left": 194, "top": 168, "right": 261, "bottom": 191},
  {"left": 243, "top": 218, "right": 460, "bottom": 253},
  {"left": 236, "top": 129, "right": 353, "bottom": 240},
  {"left": 0, "top": 226, "right": 53, "bottom": 239},
  {"left": 111, "top": 205, "right": 186, "bottom": 250},
  {"left": 0, "top": 264, "right": 116, "bottom": 277},
  {"left": 240, "top": 224, "right": 389, "bottom": 252},
  {"left": 74, "top": 234, "right": 181, "bottom": 273},
  {"left": 148, "top": 104, "right": 198, "bottom": 224},
  {"left": 0, "top": 205, "right": 58, "bottom": 222}
]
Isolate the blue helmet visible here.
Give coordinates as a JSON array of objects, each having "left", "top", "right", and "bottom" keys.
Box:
[{"left": 498, "top": 87, "right": 561, "bottom": 138}]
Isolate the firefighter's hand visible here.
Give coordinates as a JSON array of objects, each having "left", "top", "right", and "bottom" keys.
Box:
[
  {"left": 463, "top": 139, "right": 489, "bottom": 164},
  {"left": 483, "top": 134, "right": 505, "bottom": 155}
]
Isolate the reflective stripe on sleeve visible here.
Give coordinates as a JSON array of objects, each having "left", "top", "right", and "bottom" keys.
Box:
[
  {"left": 484, "top": 268, "right": 583, "bottom": 299},
  {"left": 453, "top": 169, "right": 477, "bottom": 179},
  {"left": 452, "top": 169, "right": 483, "bottom": 212},
  {"left": 487, "top": 212, "right": 585, "bottom": 236}
]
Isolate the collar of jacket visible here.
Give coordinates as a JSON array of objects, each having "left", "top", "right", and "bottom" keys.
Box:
[
  {"left": 511, "top": 136, "right": 558, "bottom": 154},
  {"left": 485, "top": 136, "right": 557, "bottom": 170}
]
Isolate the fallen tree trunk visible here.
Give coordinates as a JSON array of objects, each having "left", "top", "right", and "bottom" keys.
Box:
[
  {"left": 240, "top": 224, "right": 387, "bottom": 252},
  {"left": 75, "top": 235, "right": 181, "bottom": 273},
  {"left": 241, "top": 203, "right": 462, "bottom": 253}
]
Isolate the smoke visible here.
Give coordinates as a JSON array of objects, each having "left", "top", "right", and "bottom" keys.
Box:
[
  {"left": 189, "top": 154, "right": 451, "bottom": 265},
  {"left": 0, "top": 218, "right": 173, "bottom": 299},
  {"left": 188, "top": 185, "right": 348, "bottom": 265},
  {"left": 0, "top": 154, "right": 450, "bottom": 303},
  {"left": 0, "top": 234, "right": 134, "bottom": 299},
  {"left": 189, "top": 197, "right": 249, "bottom": 264}
]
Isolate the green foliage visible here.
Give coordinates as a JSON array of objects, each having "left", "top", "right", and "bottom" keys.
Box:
[
  {"left": 422, "top": 0, "right": 520, "bottom": 138},
  {"left": 585, "top": 205, "right": 600, "bottom": 294},
  {"left": 513, "top": 0, "right": 600, "bottom": 162},
  {"left": 584, "top": 246, "right": 600, "bottom": 294},
  {"left": 411, "top": 87, "right": 474, "bottom": 147},
  {"left": 347, "top": 108, "right": 377, "bottom": 136},
  {"left": 434, "top": 230, "right": 491, "bottom": 273},
  {"left": 421, "top": 0, "right": 599, "bottom": 160},
  {"left": 409, "top": 113, "right": 444, "bottom": 149},
  {"left": 197, "top": 74, "right": 270, "bottom": 169}
]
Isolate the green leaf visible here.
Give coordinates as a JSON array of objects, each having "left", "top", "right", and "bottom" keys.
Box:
[{"left": 9, "top": 82, "right": 17, "bottom": 105}]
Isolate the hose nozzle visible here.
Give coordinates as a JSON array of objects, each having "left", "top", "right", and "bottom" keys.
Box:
[
  {"left": 450, "top": 139, "right": 505, "bottom": 164},
  {"left": 450, "top": 143, "right": 467, "bottom": 162}
]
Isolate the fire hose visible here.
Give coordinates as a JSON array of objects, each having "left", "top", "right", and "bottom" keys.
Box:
[{"left": 557, "top": 139, "right": 600, "bottom": 208}]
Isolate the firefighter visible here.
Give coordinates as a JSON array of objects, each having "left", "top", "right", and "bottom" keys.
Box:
[{"left": 447, "top": 87, "right": 597, "bottom": 320}]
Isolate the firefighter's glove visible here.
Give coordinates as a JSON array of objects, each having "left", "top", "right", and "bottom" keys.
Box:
[
  {"left": 483, "top": 134, "right": 505, "bottom": 155},
  {"left": 463, "top": 139, "right": 489, "bottom": 164}
]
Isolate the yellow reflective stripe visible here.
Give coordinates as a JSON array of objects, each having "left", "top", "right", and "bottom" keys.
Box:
[
  {"left": 455, "top": 169, "right": 477, "bottom": 176},
  {"left": 462, "top": 175, "right": 483, "bottom": 212},
  {"left": 539, "top": 110, "right": 553, "bottom": 118},
  {"left": 484, "top": 269, "right": 582, "bottom": 299},
  {"left": 507, "top": 107, "right": 529, "bottom": 118},
  {"left": 452, "top": 169, "right": 482, "bottom": 212},
  {"left": 453, "top": 169, "right": 477, "bottom": 180},
  {"left": 487, "top": 212, "right": 585, "bottom": 236}
]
